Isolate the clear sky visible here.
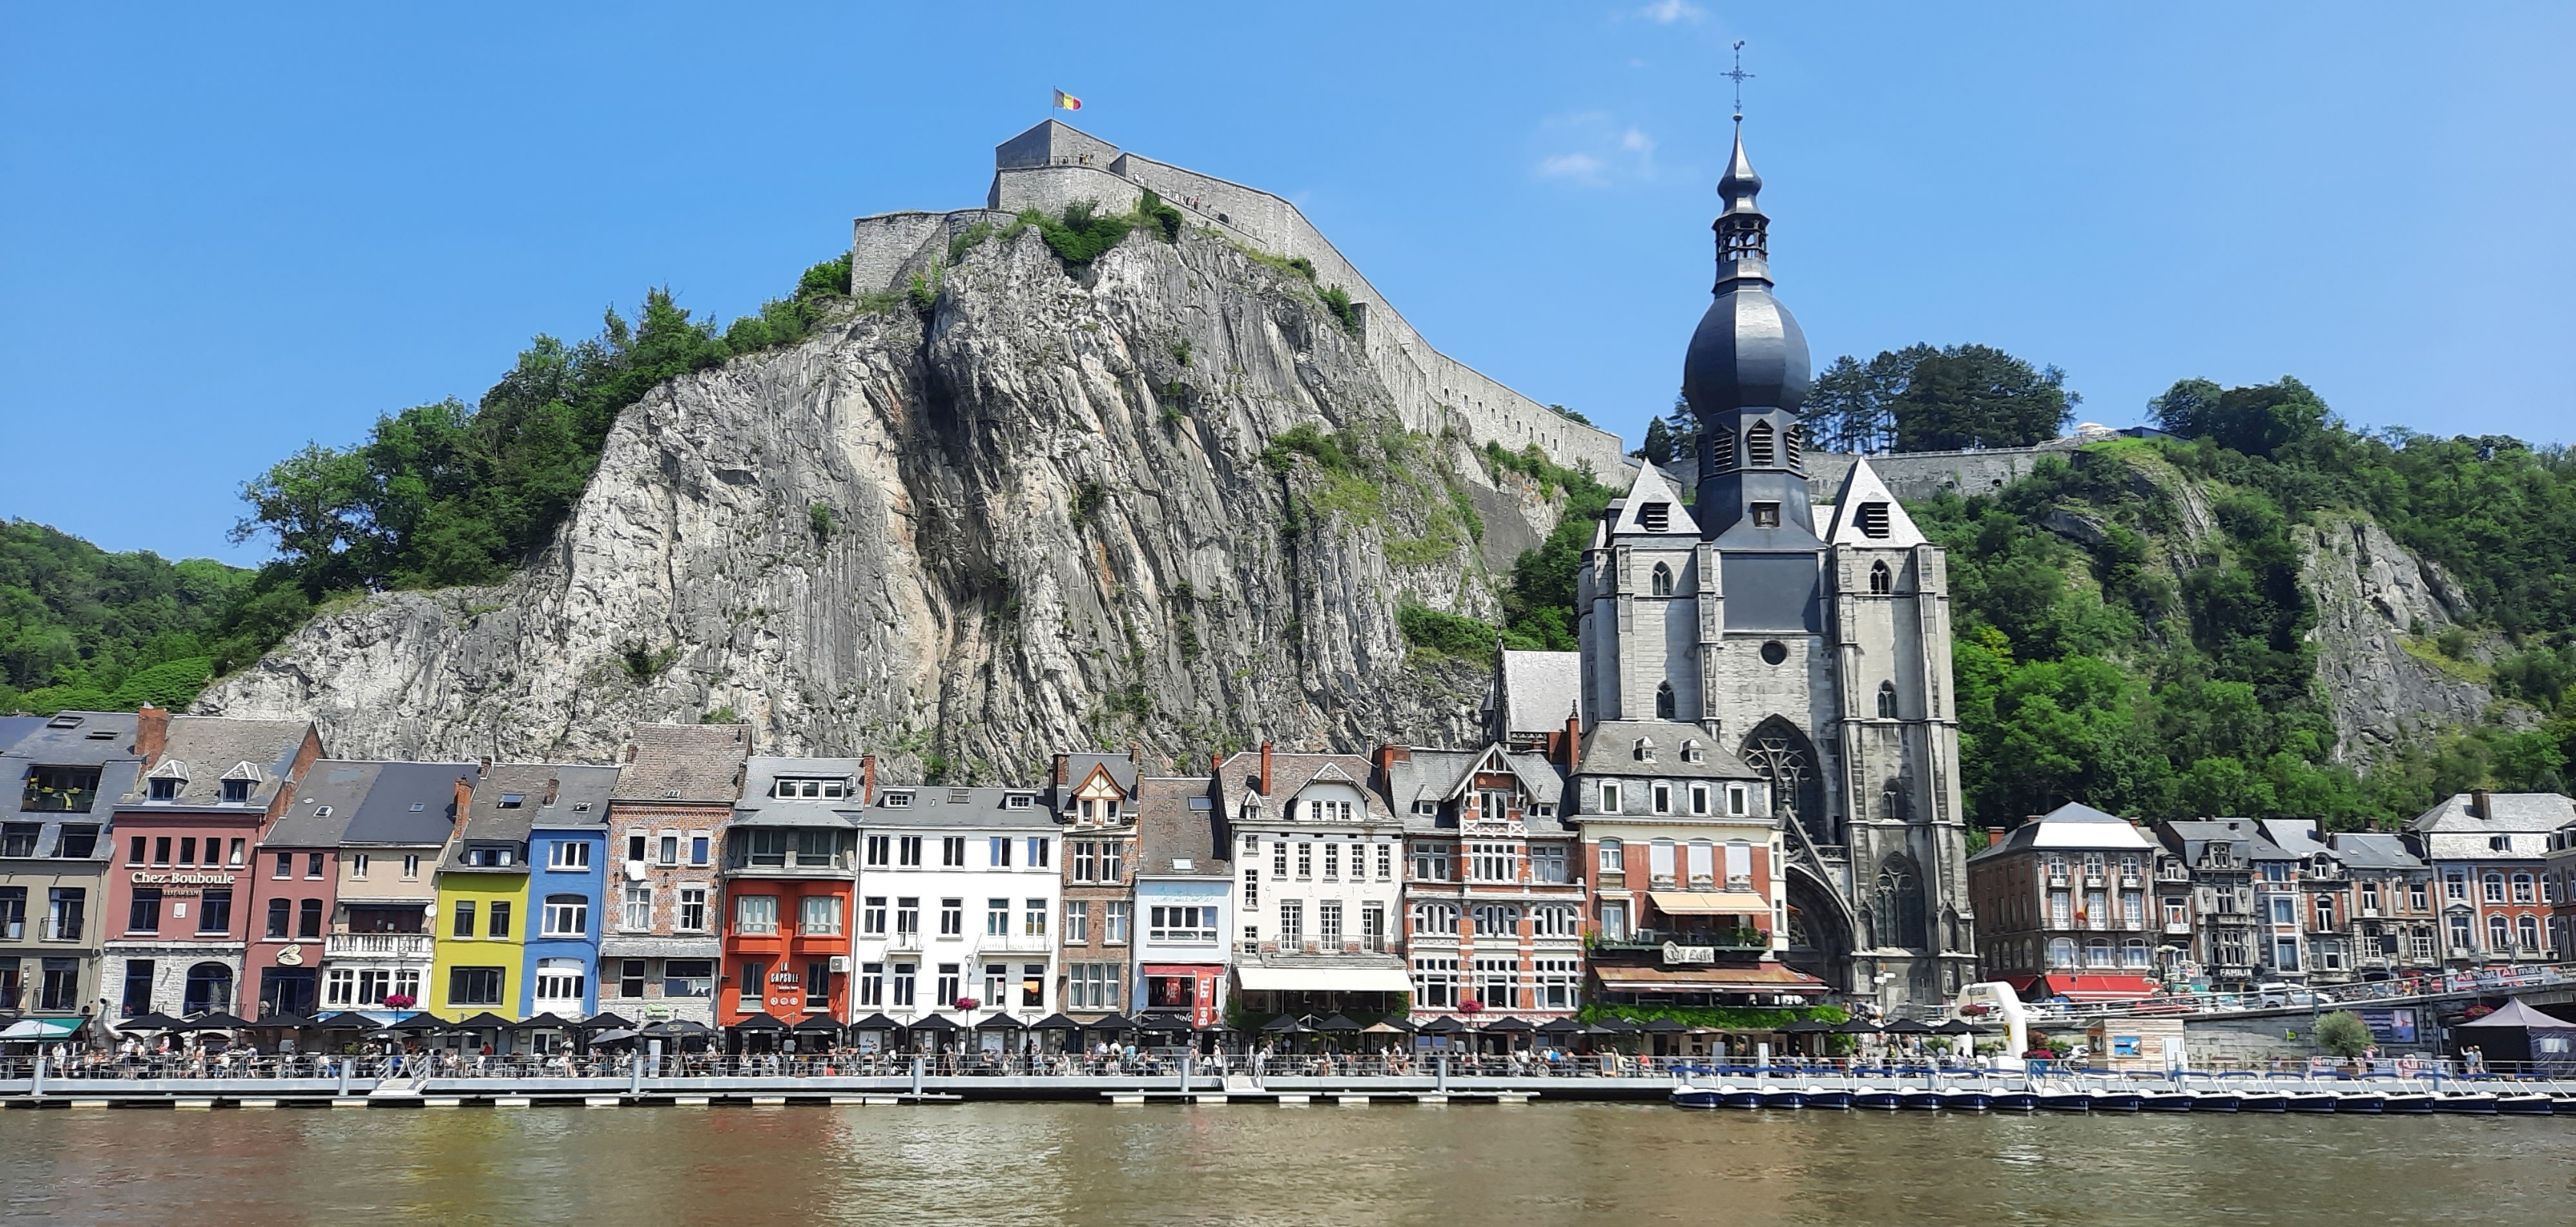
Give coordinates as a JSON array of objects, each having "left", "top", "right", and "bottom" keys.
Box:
[{"left": 5, "top": 2, "right": 2570, "bottom": 564}]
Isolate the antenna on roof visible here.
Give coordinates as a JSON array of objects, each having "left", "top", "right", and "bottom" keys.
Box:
[{"left": 1722, "top": 40, "right": 1754, "bottom": 125}]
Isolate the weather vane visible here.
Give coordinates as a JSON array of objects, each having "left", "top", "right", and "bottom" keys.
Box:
[{"left": 1722, "top": 40, "right": 1753, "bottom": 123}]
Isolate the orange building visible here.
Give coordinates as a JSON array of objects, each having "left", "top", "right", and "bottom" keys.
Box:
[{"left": 717, "top": 758, "right": 863, "bottom": 1046}]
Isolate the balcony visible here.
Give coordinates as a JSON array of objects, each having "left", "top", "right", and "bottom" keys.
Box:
[
  {"left": 1595, "top": 927, "right": 1770, "bottom": 953},
  {"left": 324, "top": 933, "right": 432, "bottom": 959},
  {"left": 980, "top": 934, "right": 1055, "bottom": 954}
]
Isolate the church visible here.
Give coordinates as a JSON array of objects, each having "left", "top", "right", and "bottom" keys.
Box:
[{"left": 1566, "top": 123, "right": 1975, "bottom": 1013}]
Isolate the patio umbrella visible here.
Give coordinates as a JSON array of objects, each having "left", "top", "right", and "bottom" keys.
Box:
[
  {"left": 1135, "top": 1012, "right": 1191, "bottom": 1032},
  {"left": 445, "top": 1012, "right": 514, "bottom": 1032},
  {"left": 905, "top": 1014, "right": 961, "bottom": 1035},
  {"left": 1315, "top": 1013, "right": 1363, "bottom": 1032},
  {"left": 590, "top": 1028, "right": 639, "bottom": 1044},
  {"left": 1832, "top": 1018, "right": 1884, "bottom": 1035},
  {"left": 729, "top": 1013, "right": 789, "bottom": 1032},
  {"left": 1414, "top": 1016, "right": 1467, "bottom": 1036},
  {"left": 518, "top": 1012, "right": 580, "bottom": 1030},
  {"left": 1260, "top": 1015, "right": 1313, "bottom": 1035},
  {"left": 1083, "top": 1013, "right": 1134, "bottom": 1033},
  {"left": 848, "top": 1013, "right": 905, "bottom": 1032},
  {"left": 1931, "top": 1019, "right": 1980, "bottom": 1035},
  {"left": 1637, "top": 1017, "right": 1687, "bottom": 1035},
  {"left": 1362, "top": 1021, "right": 1410, "bottom": 1035},
  {"left": 389, "top": 1012, "right": 444, "bottom": 1033},
  {"left": 184, "top": 1012, "right": 258, "bottom": 1031},
  {"left": 251, "top": 1011, "right": 316, "bottom": 1028},
  {"left": 581, "top": 1012, "right": 636, "bottom": 1031},
  {"left": 118, "top": 1012, "right": 187, "bottom": 1032},
  {"left": 974, "top": 1012, "right": 1026, "bottom": 1031},
  {"left": 640, "top": 1020, "right": 713, "bottom": 1038},
  {"left": 1881, "top": 1018, "right": 1937, "bottom": 1035},
  {"left": 1534, "top": 1017, "right": 1585, "bottom": 1036},
  {"left": 1028, "top": 1013, "right": 1084, "bottom": 1031},
  {"left": 1579, "top": 1022, "right": 1622, "bottom": 1036},
  {"left": 793, "top": 1015, "right": 844, "bottom": 1035},
  {"left": 310, "top": 1012, "right": 376, "bottom": 1030},
  {"left": 1481, "top": 1017, "right": 1536, "bottom": 1035}
]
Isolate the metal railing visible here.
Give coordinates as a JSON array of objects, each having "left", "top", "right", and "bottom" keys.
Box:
[{"left": 2022, "top": 962, "right": 2576, "bottom": 1021}]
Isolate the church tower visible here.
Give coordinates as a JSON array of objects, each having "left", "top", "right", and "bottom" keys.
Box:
[{"left": 1575, "top": 119, "right": 1973, "bottom": 1012}]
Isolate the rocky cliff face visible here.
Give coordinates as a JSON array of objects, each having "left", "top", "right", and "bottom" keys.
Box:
[
  {"left": 2300, "top": 514, "right": 2499, "bottom": 762},
  {"left": 197, "top": 225, "right": 1559, "bottom": 777}
]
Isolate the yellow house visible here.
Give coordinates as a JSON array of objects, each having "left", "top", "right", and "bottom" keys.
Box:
[{"left": 429, "top": 781, "right": 537, "bottom": 1022}]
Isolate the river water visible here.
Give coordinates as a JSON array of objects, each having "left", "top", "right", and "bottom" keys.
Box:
[{"left": 2, "top": 1102, "right": 2570, "bottom": 1225}]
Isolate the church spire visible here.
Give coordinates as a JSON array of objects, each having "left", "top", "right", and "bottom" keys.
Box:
[{"left": 1713, "top": 41, "right": 1769, "bottom": 289}]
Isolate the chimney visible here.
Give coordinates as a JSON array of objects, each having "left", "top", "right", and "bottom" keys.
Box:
[
  {"left": 134, "top": 705, "right": 169, "bottom": 764},
  {"left": 1053, "top": 754, "right": 1067, "bottom": 787},
  {"left": 1259, "top": 742, "right": 1273, "bottom": 795},
  {"left": 452, "top": 776, "right": 475, "bottom": 828},
  {"left": 1985, "top": 824, "right": 2007, "bottom": 845},
  {"left": 1562, "top": 711, "right": 1582, "bottom": 771},
  {"left": 861, "top": 755, "right": 877, "bottom": 805},
  {"left": 544, "top": 776, "right": 560, "bottom": 807},
  {"left": 1210, "top": 751, "right": 1222, "bottom": 775},
  {"left": 2471, "top": 788, "right": 2491, "bottom": 821}
]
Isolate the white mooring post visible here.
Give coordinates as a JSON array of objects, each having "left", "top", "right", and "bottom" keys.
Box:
[
  {"left": 1438, "top": 1054, "right": 1450, "bottom": 1094},
  {"left": 31, "top": 1054, "right": 46, "bottom": 1098},
  {"left": 911, "top": 1054, "right": 925, "bottom": 1097}
]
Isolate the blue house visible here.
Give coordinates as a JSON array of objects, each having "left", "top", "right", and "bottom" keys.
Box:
[{"left": 518, "top": 765, "right": 621, "bottom": 1032}]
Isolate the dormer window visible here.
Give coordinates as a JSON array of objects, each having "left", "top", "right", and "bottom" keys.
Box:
[
  {"left": 1631, "top": 738, "right": 1655, "bottom": 762},
  {"left": 1412, "top": 801, "right": 1438, "bottom": 816},
  {"left": 1639, "top": 502, "right": 1671, "bottom": 533},
  {"left": 1855, "top": 502, "right": 1891, "bottom": 539},
  {"left": 499, "top": 794, "right": 526, "bottom": 809},
  {"left": 1649, "top": 562, "right": 1674, "bottom": 596},
  {"left": 1007, "top": 793, "right": 1033, "bottom": 809},
  {"left": 1868, "top": 560, "right": 1892, "bottom": 594},
  {"left": 150, "top": 778, "right": 180, "bottom": 801},
  {"left": 770, "top": 778, "right": 849, "bottom": 800},
  {"left": 220, "top": 778, "right": 251, "bottom": 803},
  {"left": 1680, "top": 739, "right": 1701, "bottom": 763},
  {"left": 882, "top": 791, "right": 913, "bottom": 808},
  {"left": 1745, "top": 423, "right": 1776, "bottom": 466}
]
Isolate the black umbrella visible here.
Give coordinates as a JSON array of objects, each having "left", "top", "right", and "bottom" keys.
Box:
[
  {"left": 1260, "top": 1015, "right": 1313, "bottom": 1034},
  {"left": 641, "top": 1019, "right": 713, "bottom": 1038},
  {"left": 445, "top": 1011, "right": 514, "bottom": 1031},
  {"left": 729, "top": 1013, "right": 789, "bottom": 1032},
  {"left": 590, "top": 1028, "right": 639, "bottom": 1044},
  {"left": 118, "top": 1012, "right": 187, "bottom": 1031},
  {"left": 581, "top": 1012, "right": 636, "bottom": 1031},
  {"left": 848, "top": 1013, "right": 905, "bottom": 1031},
  {"left": 1481, "top": 1016, "right": 1536, "bottom": 1034},
  {"left": 1028, "top": 1013, "right": 1084, "bottom": 1031},
  {"left": 906, "top": 1014, "right": 961, "bottom": 1034},
  {"left": 1637, "top": 1017, "right": 1687, "bottom": 1035},
  {"left": 793, "top": 1015, "right": 844, "bottom": 1035},
  {"left": 974, "top": 1012, "right": 1026, "bottom": 1031},
  {"left": 1083, "top": 1013, "right": 1134, "bottom": 1032},
  {"left": 1832, "top": 1018, "right": 1884, "bottom": 1035},
  {"left": 1931, "top": 1018, "right": 1981, "bottom": 1035},
  {"left": 1135, "top": 1012, "right": 1191, "bottom": 1032},
  {"left": 1414, "top": 1015, "right": 1467, "bottom": 1036},
  {"left": 184, "top": 1011, "right": 258, "bottom": 1030},
  {"left": 1315, "top": 1013, "right": 1363, "bottom": 1032},
  {"left": 1882, "top": 1018, "right": 1937, "bottom": 1035},
  {"left": 389, "top": 1012, "right": 444, "bottom": 1033},
  {"left": 518, "top": 1012, "right": 580, "bottom": 1030},
  {"left": 251, "top": 1011, "right": 317, "bottom": 1028},
  {"left": 310, "top": 1012, "right": 377, "bottom": 1030},
  {"left": 1534, "top": 1017, "right": 1585, "bottom": 1036}
]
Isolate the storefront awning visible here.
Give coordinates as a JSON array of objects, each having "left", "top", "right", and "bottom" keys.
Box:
[
  {"left": 2033, "top": 974, "right": 2159, "bottom": 1002},
  {"left": 1592, "top": 964, "right": 1827, "bottom": 994},
  {"left": 1647, "top": 890, "right": 1770, "bottom": 916},
  {"left": 1, "top": 1017, "right": 85, "bottom": 1041},
  {"left": 600, "top": 936, "right": 723, "bottom": 959},
  {"left": 1234, "top": 965, "right": 1413, "bottom": 994}
]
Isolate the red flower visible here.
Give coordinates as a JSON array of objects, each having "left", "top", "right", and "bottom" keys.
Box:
[
  {"left": 955, "top": 996, "right": 981, "bottom": 1011},
  {"left": 1460, "top": 998, "right": 1484, "bottom": 1015}
]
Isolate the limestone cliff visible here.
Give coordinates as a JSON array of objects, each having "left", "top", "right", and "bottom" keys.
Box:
[{"left": 196, "top": 224, "right": 1562, "bottom": 778}]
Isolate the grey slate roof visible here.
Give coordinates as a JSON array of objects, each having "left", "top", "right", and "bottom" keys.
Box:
[
  {"left": 0, "top": 715, "right": 48, "bottom": 754},
  {"left": 2408, "top": 792, "right": 2576, "bottom": 834},
  {"left": 347, "top": 762, "right": 484, "bottom": 844},
  {"left": 1382, "top": 745, "right": 1569, "bottom": 834},
  {"left": 612, "top": 724, "right": 751, "bottom": 804},
  {"left": 263, "top": 760, "right": 380, "bottom": 847},
  {"left": 1969, "top": 801, "right": 2152, "bottom": 862},
  {"left": 529, "top": 765, "right": 620, "bottom": 830},
  {"left": 117, "top": 715, "right": 314, "bottom": 811},
  {"left": 1135, "top": 776, "right": 1230, "bottom": 878},
  {"left": 733, "top": 757, "right": 865, "bottom": 828},
  {"left": 2259, "top": 819, "right": 2334, "bottom": 861},
  {"left": 863, "top": 782, "right": 1053, "bottom": 829},
  {"left": 1495, "top": 650, "right": 1582, "bottom": 737},
  {"left": 1575, "top": 720, "right": 1761, "bottom": 779},
  {"left": 1051, "top": 752, "right": 1137, "bottom": 806},
  {"left": 2159, "top": 819, "right": 2290, "bottom": 867},
  {"left": 0, "top": 711, "right": 142, "bottom": 830},
  {"left": 1211, "top": 751, "right": 1395, "bottom": 820},
  {"left": 2328, "top": 832, "right": 2426, "bottom": 872}
]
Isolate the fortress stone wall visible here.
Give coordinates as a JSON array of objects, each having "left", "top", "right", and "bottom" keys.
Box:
[
  {"left": 1805, "top": 437, "right": 2088, "bottom": 506},
  {"left": 852, "top": 121, "right": 1634, "bottom": 479}
]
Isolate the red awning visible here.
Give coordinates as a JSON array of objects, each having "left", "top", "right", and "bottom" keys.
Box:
[
  {"left": 1998, "top": 975, "right": 2044, "bottom": 996},
  {"left": 1592, "top": 964, "right": 1829, "bottom": 993},
  {"left": 2036, "top": 974, "right": 2158, "bottom": 1002}
]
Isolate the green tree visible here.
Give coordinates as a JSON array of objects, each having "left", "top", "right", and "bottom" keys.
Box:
[
  {"left": 2314, "top": 1010, "right": 2373, "bottom": 1058},
  {"left": 1889, "top": 344, "right": 2078, "bottom": 452},
  {"left": 2149, "top": 377, "right": 2329, "bottom": 459},
  {"left": 1638, "top": 417, "right": 1674, "bottom": 467}
]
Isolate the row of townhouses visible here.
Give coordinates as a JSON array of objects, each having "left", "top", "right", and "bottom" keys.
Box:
[
  {"left": 1970, "top": 791, "right": 2576, "bottom": 998},
  {"left": 7, "top": 706, "right": 2573, "bottom": 1044}
]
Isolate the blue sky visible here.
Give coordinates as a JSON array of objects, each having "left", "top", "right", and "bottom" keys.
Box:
[{"left": 5, "top": 2, "right": 2570, "bottom": 564}]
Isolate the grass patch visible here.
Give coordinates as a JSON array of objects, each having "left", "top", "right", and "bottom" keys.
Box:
[
  {"left": 2403, "top": 635, "right": 2492, "bottom": 684},
  {"left": 1398, "top": 601, "right": 1499, "bottom": 663}
]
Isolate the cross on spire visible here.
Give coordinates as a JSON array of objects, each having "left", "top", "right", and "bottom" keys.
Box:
[{"left": 1721, "top": 40, "right": 1753, "bottom": 123}]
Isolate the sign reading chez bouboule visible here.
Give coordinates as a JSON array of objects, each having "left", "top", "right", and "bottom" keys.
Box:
[
  {"left": 131, "top": 872, "right": 234, "bottom": 886},
  {"left": 1663, "top": 942, "right": 1717, "bottom": 965}
]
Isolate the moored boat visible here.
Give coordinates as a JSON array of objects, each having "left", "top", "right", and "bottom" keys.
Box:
[
  {"left": 2334, "top": 1092, "right": 2385, "bottom": 1114},
  {"left": 2432, "top": 1092, "right": 2498, "bottom": 1114},
  {"left": 2192, "top": 1092, "right": 2241, "bottom": 1112},
  {"left": 2495, "top": 1093, "right": 2553, "bottom": 1116},
  {"left": 2237, "top": 1091, "right": 2287, "bottom": 1113},
  {"left": 1901, "top": 1090, "right": 1945, "bottom": 1110},
  {"left": 1853, "top": 1087, "right": 1905, "bottom": 1110},
  {"left": 1803, "top": 1087, "right": 1852, "bottom": 1110},
  {"left": 2283, "top": 1090, "right": 2339, "bottom": 1113},
  {"left": 1670, "top": 1087, "right": 1725, "bottom": 1110},
  {"left": 2091, "top": 1089, "right": 2144, "bottom": 1112},
  {"left": 2140, "top": 1090, "right": 2196, "bottom": 1112},
  {"left": 1722, "top": 1087, "right": 1767, "bottom": 1110},
  {"left": 1758, "top": 1087, "right": 1808, "bottom": 1109},
  {"left": 1940, "top": 1089, "right": 1992, "bottom": 1111},
  {"left": 2380, "top": 1091, "right": 2433, "bottom": 1114},
  {"left": 2038, "top": 1090, "right": 2092, "bottom": 1112},
  {"left": 1990, "top": 1090, "right": 2039, "bottom": 1112}
]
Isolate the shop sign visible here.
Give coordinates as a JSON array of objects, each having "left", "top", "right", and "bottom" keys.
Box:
[
  {"left": 1662, "top": 942, "right": 1716, "bottom": 965},
  {"left": 131, "top": 872, "right": 232, "bottom": 886}
]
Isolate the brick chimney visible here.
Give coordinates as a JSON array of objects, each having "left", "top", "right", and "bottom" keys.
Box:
[
  {"left": 861, "top": 755, "right": 877, "bottom": 805},
  {"left": 1562, "top": 710, "right": 1582, "bottom": 771},
  {"left": 452, "top": 776, "right": 475, "bottom": 828},
  {"left": 1375, "top": 743, "right": 1410, "bottom": 777},
  {"left": 1259, "top": 742, "right": 1273, "bottom": 795},
  {"left": 134, "top": 705, "right": 169, "bottom": 765},
  {"left": 2471, "top": 788, "right": 2491, "bottom": 821},
  {"left": 543, "top": 776, "right": 560, "bottom": 807},
  {"left": 1210, "top": 751, "right": 1222, "bottom": 775},
  {"left": 1053, "top": 754, "right": 1067, "bottom": 787}
]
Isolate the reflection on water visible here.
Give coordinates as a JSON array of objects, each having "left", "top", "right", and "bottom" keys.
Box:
[{"left": 3, "top": 1103, "right": 2572, "bottom": 1225}]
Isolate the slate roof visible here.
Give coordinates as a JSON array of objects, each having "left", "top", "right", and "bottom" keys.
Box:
[
  {"left": 2328, "top": 832, "right": 2426, "bottom": 872},
  {"left": 263, "top": 760, "right": 380, "bottom": 847},
  {"left": 732, "top": 757, "right": 866, "bottom": 828},
  {"left": 2158, "top": 819, "right": 2290, "bottom": 868},
  {"left": 0, "top": 711, "right": 142, "bottom": 831},
  {"left": 1494, "top": 651, "right": 1582, "bottom": 739},
  {"left": 1211, "top": 751, "right": 1395, "bottom": 821},
  {"left": 526, "top": 765, "right": 620, "bottom": 830},
  {"left": 117, "top": 715, "right": 314, "bottom": 811},
  {"left": 1574, "top": 720, "right": 1761, "bottom": 780},
  {"left": 348, "top": 762, "right": 484, "bottom": 844},
  {"left": 1970, "top": 801, "right": 2154, "bottom": 861},
  {"left": 1135, "top": 776, "right": 1230, "bottom": 879},
  {"left": 1051, "top": 752, "right": 1138, "bottom": 808},
  {"left": 862, "top": 782, "right": 1053, "bottom": 829},
  {"left": 1382, "top": 745, "right": 1568, "bottom": 834},
  {"left": 2408, "top": 792, "right": 2576, "bottom": 834},
  {"left": 612, "top": 724, "right": 751, "bottom": 804}
]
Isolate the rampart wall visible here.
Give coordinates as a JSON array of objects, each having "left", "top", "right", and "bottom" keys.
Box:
[{"left": 1806, "top": 438, "right": 2089, "bottom": 505}]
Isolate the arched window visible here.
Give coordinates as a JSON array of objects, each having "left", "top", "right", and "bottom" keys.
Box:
[
  {"left": 184, "top": 962, "right": 233, "bottom": 1015},
  {"left": 2085, "top": 939, "right": 2112, "bottom": 968},
  {"left": 2488, "top": 913, "right": 2511, "bottom": 951},
  {"left": 1877, "top": 682, "right": 1898, "bottom": 719},
  {"left": 1650, "top": 562, "right": 1674, "bottom": 596},
  {"left": 1415, "top": 903, "right": 1459, "bottom": 936},
  {"left": 2484, "top": 873, "right": 2506, "bottom": 903},
  {"left": 1741, "top": 717, "right": 1831, "bottom": 847},
  {"left": 1876, "top": 854, "right": 1928, "bottom": 950},
  {"left": 2046, "top": 938, "right": 2076, "bottom": 968},
  {"left": 1879, "top": 781, "right": 1904, "bottom": 820},
  {"left": 2512, "top": 872, "right": 2535, "bottom": 903},
  {"left": 1868, "top": 560, "right": 1892, "bottom": 594},
  {"left": 2517, "top": 914, "right": 2541, "bottom": 951},
  {"left": 1654, "top": 681, "right": 1677, "bottom": 719}
]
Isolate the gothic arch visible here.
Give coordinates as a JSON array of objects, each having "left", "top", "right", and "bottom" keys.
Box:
[
  {"left": 1650, "top": 562, "right": 1674, "bottom": 596},
  {"left": 1741, "top": 715, "right": 1831, "bottom": 847},
  {"left": 1781, "top": 862, "right": 1854, "bottom": 989},
  {"left": 1654, "top": 681, "right": 1676, "bottom": 719},
  {"left": 1875, "top": 851, "right": 1928, "bottom": 952}
]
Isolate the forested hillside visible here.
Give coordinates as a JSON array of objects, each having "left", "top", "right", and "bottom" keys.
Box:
[{"left": 0, "top": 521, "right": 258, "bottom": 713}]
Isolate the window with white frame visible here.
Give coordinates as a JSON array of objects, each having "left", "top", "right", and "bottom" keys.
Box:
[
  {"left": 1296, "top": 841, "right": 1313, "bottom": 880},
  {"left": 1322, "top": 841, "right": 1340, "bottom": 880},
  {"left": 1024, "top": 899, "right": 1047, "bottom": 937},
  {"left": 677, "top": 887, "right": 708, "bottom": 933},
  {"left": 350, "top": 852, "right": 370, "bottom": 879},
  {"left": 1065, "top": 900, "right": 1087, "bottom": 943},
  {"left": 1412, "top": 956, "right": 1458, "bottom": 1008},
  {"left": 1104, "top": 900, "right": 1130, "bottom": 944},
  {"left": 1535, "top": 958, "right": 1579, "bottom": 1010},
  {"left": 616, "top": 883, "right": 648, "bottom": 932},
  {"left": 1533, "top": 904, "right": 1579, "bottom": 937},
  {"left": 1599, "top": 839, "right": 1623, "bottom": 873},
  {"left": 1598, "top": 781, "right": 1622, "bottom": 813},
  {"left": 549, "top": 840, "right": 590, "bottom": 870},
  {"left": 1470, "top": 843, "right": 1518, "bottom": 883},
  {"left": 735, "top": 894, "right": 779, "bottom": 936},
  {"left": 1412, "top": 844, "right": 1452, "bottom": 881},
  {"left": 1414, "top": 902, "right": 1459, "bottom": 936},
  {"left": 1375, "top": 842, "right": 1392, "bottom": 880},
  {"left": 800, "top": 895, "right": 841, "bottom": 936},
  {"left": 1241, "top": 867, "right": 1259, "bottom": 910},
  {"left": 1648, "top": 840, "right": 1677, "bottom": 884},
  {"left": 534, "top": 958, "right": 585, "bottom": 1003},
  {"left": 1150, "top": 905, "right": 1217, "bottom": 943},
  {"left": 1279, "top": 900, "right": 1304, "bottom": 947},
  {"left": 1472, "top": 904, "right": 1520, "bottom": 939},
  {"left": 1474, "top": 957, "right": 1520, "bottom": 1009},
  {"left": 986, "top": 899, "right": 1010, "bottom": 936},
  {"left": 542, "top": 894, "right": 588, "bottom": 937}
]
